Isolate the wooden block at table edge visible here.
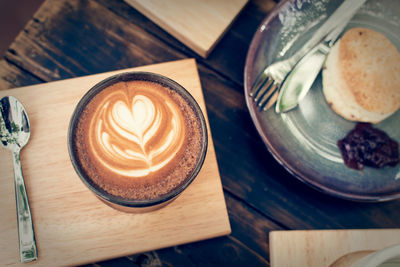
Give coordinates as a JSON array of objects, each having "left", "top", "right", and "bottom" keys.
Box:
[
  {"left": 0, "top": 58, "right": 231, "bottom": 267},
  {"left": 269, "top": 229, "right": 400, "bottom": 267},
  {"left": 124, "top": 0, "right": 248, "bottom": 58}
]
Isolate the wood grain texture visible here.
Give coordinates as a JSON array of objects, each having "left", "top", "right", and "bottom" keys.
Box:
[
  {"left": 270, "top": 229, "right": 400, "bottom": 267},
  {"left": 4, "top": 0, "right": 185, "bottom": 83},
  {"left": 84, "top": 236, "right": 269, "bottom": 267},
  {"left": 0, "top": 59, "right": 230, "bottom": 267},
  {"left": 2, "top": 0, "right": 400, "bottom": 233},
  {"left": 96, "top": 0, "right": 276, "bottom": 86},
  {"left": 2, "top": 0, "right": 400, "bottom": 266},
  {"left": 124, "top": 0, "right": 248, "bottom": 58},
  {"left": 0, "top": 59, "right": 43, "bottom": 90},
  {"left": 81, "top": 192, "right": 277, "bottom": 267}
]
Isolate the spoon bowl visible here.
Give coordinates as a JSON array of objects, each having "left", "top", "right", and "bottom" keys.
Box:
[
  {"left": 0, "top": 96, "right": 37, "bottom": 262},
  {"left": 0, "top": 96, "right": 30, "bottom": 150}
]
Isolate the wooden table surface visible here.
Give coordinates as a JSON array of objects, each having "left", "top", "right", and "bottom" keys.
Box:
[{"left": 0, "top": 0, "right": 399, "bottom": 266}]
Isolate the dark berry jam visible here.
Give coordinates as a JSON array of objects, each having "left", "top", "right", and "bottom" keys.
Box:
[{"left": 337, "top": 123, "right": 399, "bottom": 170}]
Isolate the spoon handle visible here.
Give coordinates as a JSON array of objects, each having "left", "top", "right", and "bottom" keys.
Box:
[{"left": 12, "top": 151, "right": 38, "bottom": 263}]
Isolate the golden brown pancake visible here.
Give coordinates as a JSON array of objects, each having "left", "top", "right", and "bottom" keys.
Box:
[{"left": 322, "top": 27, "right": 400, "bottom": 123}]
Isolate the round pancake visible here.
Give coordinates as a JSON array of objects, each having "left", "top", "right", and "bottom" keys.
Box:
[{"left": 322, "top": 27, "right": 400, "bottom": 123}]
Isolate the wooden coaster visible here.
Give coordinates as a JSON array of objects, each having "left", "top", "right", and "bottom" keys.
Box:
[
  {"left": 0, "top": 59, "right": 231, "bottom": 266},
  {"left": 270, "top": 229, "right": 400, "bottom": 267},
  {"left": 124, "top": 0, "right": 248, "bottom": 57}
]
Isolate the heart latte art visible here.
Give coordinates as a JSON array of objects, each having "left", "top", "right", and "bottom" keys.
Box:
[
  {"left": 91, "top": 87, "right": 185, "bottom": 177},
  {"left": 74, "top": 79, "right": 204, "bottom": 200}
]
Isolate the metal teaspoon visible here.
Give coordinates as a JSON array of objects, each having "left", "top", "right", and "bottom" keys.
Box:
[{"left": 0, "top": 96, "right": 37, "bottom": 263}]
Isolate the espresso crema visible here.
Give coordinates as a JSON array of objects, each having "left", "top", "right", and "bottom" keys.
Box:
[{"left": 74, "top": 80, "right": 203, "bottom": 200}]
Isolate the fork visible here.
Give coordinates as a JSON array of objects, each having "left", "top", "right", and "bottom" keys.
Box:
[
  {"left": 249, "top": 0, "right": 367, "bottom": 111},
  {"left": 249, "top": 52, "right": 299, "bottom": 111},
  {"left": 249, "top": 34, "right": 332, "bottom": 110}
]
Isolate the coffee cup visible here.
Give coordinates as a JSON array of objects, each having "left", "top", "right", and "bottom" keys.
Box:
[
  {"left": 67, "top": 72, "right": 208, "bottom": 212},
  {"left": 330, "top": 244, "right": 400, "bottom": 267},
  {"left": 350, "top": 244, "right": 400, "bottom": 267}
]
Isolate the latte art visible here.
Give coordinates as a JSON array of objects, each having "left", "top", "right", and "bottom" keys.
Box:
[
  {"left": 89, "top": 85, "right": 186, "bottom": 177},
  {"left": 73, "top": 76, "right": 205, "bottom": 202}
]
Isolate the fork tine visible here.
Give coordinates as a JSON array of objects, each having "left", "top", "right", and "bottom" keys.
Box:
[
  {"left": 256, "top": 80, "right": 276, "bottom": 107},
  {"left": 258, "top": 82, "right": 280, "bottom": 110},
  {"left": 250, "top": 71, "right": 269, "bottom": 98},
  {"left": 254, "top": 78, "right": 273, "bottom": 102},
  {"left": 262, "top": 88, "right": 279, "bottom": 111}
]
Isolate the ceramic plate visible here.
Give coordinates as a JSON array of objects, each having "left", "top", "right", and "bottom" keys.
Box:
[{"left": 244, "top": 0, "right": 400, "bottom": 201}]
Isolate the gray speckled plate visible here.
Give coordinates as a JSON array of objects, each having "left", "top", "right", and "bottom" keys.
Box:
[{"left": 244, "top": 0, "right": 400, "bottom": 201}]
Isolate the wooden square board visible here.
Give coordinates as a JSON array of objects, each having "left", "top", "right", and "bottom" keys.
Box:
[
  {"left": 0, "top": 59, "right": 231, "bottom": 266},
  {"left": 124, "top": 0, "right": 248, "bottom": 58},
  {"left": 270, "top": 229, "right": 400, "bottom": 267}
]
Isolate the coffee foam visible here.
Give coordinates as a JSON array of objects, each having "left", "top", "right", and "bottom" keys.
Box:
[
  {"left": 75, "top": 80, "right": 203, "bottom": 200},
  {"left": 89, "top": 81, "right": 186, "bottom": 177}
]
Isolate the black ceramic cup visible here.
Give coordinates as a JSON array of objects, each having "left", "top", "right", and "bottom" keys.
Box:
[{"left": 67, "top": 72, "right": 208, "bottom": 212}]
